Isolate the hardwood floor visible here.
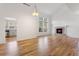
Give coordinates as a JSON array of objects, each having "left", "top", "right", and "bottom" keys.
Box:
[
  {"left": 0, "top": 35, "right": 79, "bottom": 56},
  {"left": 0, "top": 44, "right": 6, "bottom": 56},
  {"left": 18, "top": 38, "right": 38, "bottom": 56},
  {"left": 6, "top": 36, "right": 16, "bottom": 42}
]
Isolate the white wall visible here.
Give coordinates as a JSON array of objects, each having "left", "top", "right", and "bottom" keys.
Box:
[
  {"left": 0, "top": 18, "right": 5, "bottom": 44},
  {"left": 17, "top": 13, "right": 51, "bottom": 41},
  {"left": 17, "top": 14, "right": 38, "bottom": 40},
  {"left": 52, "top": 4, "right": 79, "bottom": 38}
]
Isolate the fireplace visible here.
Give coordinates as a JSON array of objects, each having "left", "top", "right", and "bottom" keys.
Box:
[
  {"left": 55, "top": 27, "right": 65, "bottom": 35},
  {"left": 56, "top": 28, "right": 63, "bottom": 34}
]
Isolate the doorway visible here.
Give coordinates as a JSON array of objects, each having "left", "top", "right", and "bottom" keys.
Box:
[{"left": 5, "top": 19, "right": 17, "bottom": 42}]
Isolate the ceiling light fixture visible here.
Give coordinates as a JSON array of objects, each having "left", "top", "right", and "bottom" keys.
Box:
[{"left": 32, "top": 4, "right": 39, "bottom": 16}]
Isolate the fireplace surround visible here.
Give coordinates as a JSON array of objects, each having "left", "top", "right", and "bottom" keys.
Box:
[{"left": 55, "top": 27, "right": 65, "bottom": 35}]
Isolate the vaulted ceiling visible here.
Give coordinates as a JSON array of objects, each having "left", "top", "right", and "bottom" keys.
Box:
[
  {"left": 66, "top": 3, "right": 79, "bottom": 14},
  {"left": 0, "top": 3, "right": 79, "bottom": 19},
  {"left": 0, "top": 3, "right": 63, "bottom": 17}
]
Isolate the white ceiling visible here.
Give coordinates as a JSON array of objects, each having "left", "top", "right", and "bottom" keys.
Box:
[
  {"left": 0, "top": 3, "right": 63, "bottom": 17},
  {"left": 26, "top": 3, "right": 79, "bottom": 15},
  {"left": 66, "top": 3, "right": 79, "bottom": 11},
  {"left": 34, "top": 3, "right": 63, "bottom": 15},
  {"left": 66, "top": 3, "right": 79, "bottom": 14},
  {"left": 0, "top": 3, "right": 79, "bottom": 19}
]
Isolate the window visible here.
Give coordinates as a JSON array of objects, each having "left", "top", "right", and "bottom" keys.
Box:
[
  {"left": 39, "top": 17, "right": 48, "bottom": 32},
  {"left": 39, "top": 17, "right": 43, "bottom": 32}
]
